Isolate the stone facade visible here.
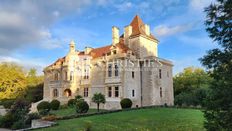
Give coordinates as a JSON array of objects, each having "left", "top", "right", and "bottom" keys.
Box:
[{"left": 38, "top": 15, "right": 174, "bottom": 110}]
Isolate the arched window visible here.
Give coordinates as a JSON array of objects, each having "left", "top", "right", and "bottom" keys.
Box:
[
  {"left": 64, "top": 89, "right": 72, "bottom": 97},
  {"left": 53, "top": 89, "right": 59, "bottom": 97},
  {"left": 160, "top": 87, "right": 162, "bottom": 98}
]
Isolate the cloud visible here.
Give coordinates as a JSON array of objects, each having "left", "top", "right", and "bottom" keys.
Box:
[
  {"left": 115, "top": 2, "right": 133, "bottom": 12},
  {"left": 154, "top": 23, "right": 194, "bottom": 37},
  {"left": 171, "top": 55, "right": 203, "bottom": 75},
  {"left": 189, "top": 0, "right": 214, "bottom": 11},
  {"left": 0, "top": 56, "right": 47, "bottom": 74},
  {"left": 0, "top": 0, "right": 107, "bottom": 54},
  {"left": 178, "top": 35, "right": 216, "bottom": 48}
]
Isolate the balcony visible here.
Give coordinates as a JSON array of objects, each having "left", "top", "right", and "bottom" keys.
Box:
[
  {"left": 49, "top": 81, "right": 61, "bottom": 88},
  {"left": 80, "top": 79, "right": 90, "bottom": 85},
  {"left": 49, "top": 80, "right": 71, "bottom": 88},
  {"left": 105, "top": 77, "right": 121, "bottom": 84}
]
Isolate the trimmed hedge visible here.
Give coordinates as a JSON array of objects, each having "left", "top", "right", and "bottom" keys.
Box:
[
  {"left": 68, "top": 99, "right": 77, "bottom": 107},
  {"left": 120, "top": 98, "right": 132, "bottom": 109},
  {"left": 75, "top": 100, "right": 89, "bottom": 113},
  {"left": 37, "top": 101, "right": 51, "bottom": 115},
  {"left": 1, "top": 99, "right": 15, "bottom": 109},
  {"left": 50, "top": 100, "right": 60, "bottom": 110}
]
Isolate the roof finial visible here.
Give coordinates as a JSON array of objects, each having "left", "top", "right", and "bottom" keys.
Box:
[{"left": 69, "top": 40, "right": 75, "bottom": 53}]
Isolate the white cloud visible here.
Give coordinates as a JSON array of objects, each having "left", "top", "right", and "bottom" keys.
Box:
[
  {"left": 115, "top": 2, "right": 133, "bottom": 12},
  {"left": 154, "top": 23, "right": 194, "bottom": 37},
  {"left": 178, "top": 35, "right": 216, "bottom": 48},
  {"left": 189, "top": 0, "right": 214, "bottom": 11},
  {"left": 0, "top": 0, "right": 109, "bottom": 54},
  {"left": 0, "top": 56, "right": 47, "bottom": 75}
]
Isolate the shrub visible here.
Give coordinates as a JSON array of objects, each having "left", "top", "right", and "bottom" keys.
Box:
[
  {"left": 25, "top": 113, "right": 40, "bottom": 125},
  {"left": 50, "top": 99, "right": 60, "bottom": 110},
  {"left": 68, "top": 99, "right": 77, "bottom": 107},
  {"left": 75, "top": 95, "right": 83, "bottom": 100},
  {"left": 0, "top": 113, "right": 15, "bottom": 128},
  {"left": 1, "top": 99, "right": 15, "bottom": 109},
  {"left": 37, "top": 101, "right": 50, "bottom": 115},
  {"left": 75, "top": 100, "right": 89, "bottom": 113},
  {"left": 11, "top": 119, "right": 25, "bottom": 130},
  {"left": 0, "top": 99, "right": 30, "bottom": 129},
  {"left": 120, "top": 98, "right": 132, "bottom": 109},
  {"left": 42, "top": 115, "right": 58, "bottom": 121}
]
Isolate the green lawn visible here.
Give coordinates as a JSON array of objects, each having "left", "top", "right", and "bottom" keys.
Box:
[
  {"left": 38, "top": 108, "right": 205, "bottom": 131},
  {"left": 50, "top": 107, "right": 105, "bottom": 117}
]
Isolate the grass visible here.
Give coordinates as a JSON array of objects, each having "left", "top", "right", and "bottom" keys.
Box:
[
  {"left": 50, "top": 107, "right": 105, "bottom": 117},
  {"left": 38, "top": 108, "right": 205, "bottom": 131}
]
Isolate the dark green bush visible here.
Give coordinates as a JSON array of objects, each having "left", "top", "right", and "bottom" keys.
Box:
[
  {"left": 1, "top": 99, "right": 15, "bottom": 109},
  {"left": 68, "top": 99, "right": 77, "bottom": 107},
  {"left": 120, "top": 98, "right": 132, "bottom": 109},
  {"left": 37, "top": 101, "right": 50, "bottom": 115},
  {"left": 50, "top": 99, "right": 60, "bottom": 110},
  {"left": 75, "top": 95, "right": 83, "bottom": 100},
  {"left": 0, "top": 113, "right": 15, "bottom": 128},
  {"left": 0, "top": 99, "right": 30, "bottom": 129},
  {"left": 25, "top": 113, "right": 40, "bottom": 125},
  {"left": 11, "top": 119, "right": 25, "bottom": 130},
  {"left": 75, "top": 100, "right": 89, "bottom": 113}
]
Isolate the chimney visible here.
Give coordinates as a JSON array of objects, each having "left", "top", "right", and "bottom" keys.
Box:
[
  {"left": 69, "top": 40, "right": 75, "bottom": 53},
  {"left": 85, "top": 47, "right": 93, "bottom": 54},
  {"left": 124, "top": 25, "right": 132, "bottom": 39},
  {"left": 112, "top": 26, "right": 119, "bottom": 45},
  {"left": 143, "top": 24, "right": 150, "bottom": 36}
]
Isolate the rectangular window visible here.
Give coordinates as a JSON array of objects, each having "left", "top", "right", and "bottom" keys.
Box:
[
  {"left": 84, "top": 69, "right": 89, "bottom": 79},
  {"left": 108, "top": 64, "right": 112, "bottom": 77},
  {"left": 84, "top": 87, "right": 88, "bottom": 97},
  {"left": 64, "top": 71, "right": 67, "bottom": 80},
  {"left": 54, "top": 73, "right": 59, "bottom": 81},
  {"left": 132, "top": 71, "right": 135, "bottom": 78},
  {"left": 159, "top": 69, "right": 162, "bottom": 79},
  {"left": 115, "top": 64, "right": 119, "bottom": 77},
  {"left": 160, "top": 87, "right": 162, "bottom": 98},
  {"left": 115, "top": 86, "right": 119, "bottom": 97},
  {"left": 167, "top": 71, "right": 169, "bottom": 77},
  {"left": 70, "top": 71, "right": 74, "bottom": 81},
  {"left": 108, "top": 87, "right": 112, "bottom": 97},
  {"left": 132, "top": 90, "right": 135, "bottom": 97}
]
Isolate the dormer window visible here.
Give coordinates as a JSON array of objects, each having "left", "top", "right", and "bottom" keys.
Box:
[
  {"left": 113, "top": 50, "right": 117, "bottom": 54},
  {"left": 107, "top": 52, "right": 111, "bottom": 56}
]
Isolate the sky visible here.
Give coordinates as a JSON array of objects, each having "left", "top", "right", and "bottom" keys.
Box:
[{"left": 0, "top": 0, "right": 217, "bottom": 75}]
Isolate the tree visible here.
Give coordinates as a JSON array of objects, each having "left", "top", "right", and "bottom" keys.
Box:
[
  {"left": 200, "top": 0, "right": 232, "bottom": 130},
  {"left": 92, "top": 93, "right": 105, "bottom": 112},
  {"left": 0, "top": 63, "right": 27, "bottom": 99},
  {"left": 174, "top": 67, "right": 211, "bottom": 96}
]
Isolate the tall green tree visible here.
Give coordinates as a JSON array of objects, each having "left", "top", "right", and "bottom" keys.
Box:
[
  {"left": 200, "top": 0, "right": 232, "bottom": 130},
  {"left": 174, "top": 67, "right": 211, "bottom": 96},
  {"left": 92, "top": 93, "right": 105, "bottom": 112}
]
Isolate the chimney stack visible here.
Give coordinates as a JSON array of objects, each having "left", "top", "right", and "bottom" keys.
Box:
[
  {"left": 124, "top": 25, "right": 132, "bottom": 38},
  {"left": 143, "top": 24, "right": 150, "bottom": 36},
  {"left": 112, "top": 26, "right": 119, "bottom": 45}
]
